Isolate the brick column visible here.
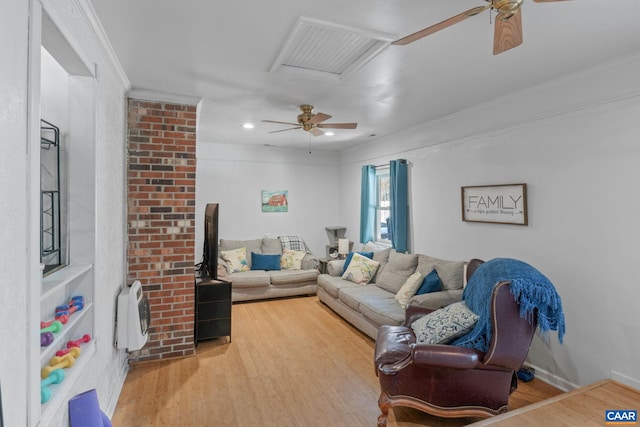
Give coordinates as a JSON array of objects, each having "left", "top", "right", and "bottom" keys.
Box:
[{"left": 126, "top": 99, "right": 197, "bottom": 361}]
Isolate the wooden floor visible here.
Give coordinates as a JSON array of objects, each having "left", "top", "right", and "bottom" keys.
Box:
[
  {"left": 469, "top": 379, "right": 640, "bottom": 427},
  {"left": 112, "top": 296, "right": 563, "bottom": 427}
]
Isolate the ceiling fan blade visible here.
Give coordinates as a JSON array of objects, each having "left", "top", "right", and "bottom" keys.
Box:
[
  {"left": 392, "top": 5, "right": 490, "bottom": 46},
  {"left": 317, "top": 123, "right": 358, "bottom": 130},
  {"left": 310, "top": 127, "right": 324, "bottom": 137},
  {"left": 493, "top": 10, "right": 523, "bottom": 55},
  {"left": 309, "top": 112, "right": 332, "bottom": 124},
  {"left": 262, "top": 120, "right": 299, "bottom": 126},
  {"left": 268, "top": 127, "right": 301, "bottom": 134}
]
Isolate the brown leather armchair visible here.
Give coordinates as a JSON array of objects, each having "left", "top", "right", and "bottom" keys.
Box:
[{"left": 374, "top": 259, "right": 537, "bottom": 426}]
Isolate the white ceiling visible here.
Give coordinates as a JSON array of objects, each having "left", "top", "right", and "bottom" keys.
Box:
[{"left": 89, "top": 0, "right": 640, "bottom": 151}]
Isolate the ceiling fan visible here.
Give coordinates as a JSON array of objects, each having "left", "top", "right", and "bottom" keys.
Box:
[
  {"left": 262, "top": 105, "right": 357, "bottom": 137},
  {"left": 393, "top": 0, "right": 569, "bottom": 55}
]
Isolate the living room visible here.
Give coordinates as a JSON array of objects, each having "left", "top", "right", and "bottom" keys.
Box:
[{"left": 3, "top": 0, "right": 640, "bottom": 426}]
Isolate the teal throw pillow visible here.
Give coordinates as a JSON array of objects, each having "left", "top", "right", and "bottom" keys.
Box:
[
  {"left": 251, "top": 252, "right": 281, "bottom": 271},
  {"left": 416, "top": 268, "right": 442, "bottom": 295},
  {"left": 341, "top": 251, "right": 374, "bottom": 275}
]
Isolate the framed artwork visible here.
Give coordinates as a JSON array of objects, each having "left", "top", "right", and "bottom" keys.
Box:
[
  {"left": 461, "top": 183, "right": 527, "bottom": 225},
  {"left": 261, "top": 190, "right": 288, "bottom": 212}
]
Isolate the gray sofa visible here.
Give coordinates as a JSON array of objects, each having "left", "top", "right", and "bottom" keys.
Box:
[
  {"left": 217, "top": 237, "right": 319, "bottom": 302},
  {"left": 317, "top": 248, "right": 467, "bottom": 340}
]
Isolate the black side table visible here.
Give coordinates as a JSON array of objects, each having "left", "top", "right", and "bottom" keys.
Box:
[{"left": 195, "top": 278, "right": 232, "bottom": 344}]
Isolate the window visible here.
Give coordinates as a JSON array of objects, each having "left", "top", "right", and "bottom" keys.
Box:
[{"left": 376, "top": 170, "right": 390, "bottom": 242}]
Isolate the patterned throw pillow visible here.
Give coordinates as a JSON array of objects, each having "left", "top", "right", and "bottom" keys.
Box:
[
  {"left": 341, "top": 251, "right": 374, "bottom": 275},
  {"left": 341, "top": 252, "right": 380, "bottom": 285},
  {"left": 394, "top": 271, "right": 424, "bottom": 308},
  {"left": 411, "top": 301, "right": 479, "bottom": 345},
  {"left": 220, "top": 247, "right": 250, "bottom": 273},
  {"left": 279, "top": 236, "right": 311, "bottom": 253},
  {"left": 280, "top": 248, "right": 307, "bottom": 270}
]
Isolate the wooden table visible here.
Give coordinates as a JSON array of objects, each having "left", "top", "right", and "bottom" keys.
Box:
[{"left": 469, "top": 379, "right": 640, "bottom": 427}]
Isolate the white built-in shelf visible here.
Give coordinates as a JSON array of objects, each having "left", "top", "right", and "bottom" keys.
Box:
[
  {"left": 41, "top": 264, "right": 92, "bottom": 301},
  {"left": 40, "top": 301, "right": 93, "bottom": 363},
  {"left": 39, "top": 339, "right": 97, "bottom": 426}
]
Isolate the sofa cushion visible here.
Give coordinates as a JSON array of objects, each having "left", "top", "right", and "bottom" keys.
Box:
[
  {"left": 339, "top": 284, "right": 393, "bottom": 312},
  {"left": 410, "top": 301, "right": 479, "bottom": 344},
  {"left": 341, "top": 253, "right": 380, "bottom": 285},
  {"left": 363, "top": 241, "right": 391, "bottom": 252},
  {"left": 251, "top": 253, "right": 281, "bottom": 271},
  {"left": 371, "top": 247, "right": 392, "bottom": 282},
  {"left": 261, "top": 238, "right": 283, "bottom": 255},
  {"left": 417, "top": 255, "right": 465, "bottom": 291},
  {"left": 281, "top": 248, "right": 307, "bottom": 270},
  {"left": 337, "top": 286, "right": 365, "bottom": 311},
  {"left": 269, "top": 269, "right": 318, "bottom": 286},
  {"left": 375, "top": 251, "right": 419, "bottom": 294},
  {"left": 220, "top": 247, "right": 250, "bottom": 273},
  {"left": 228, "top": 270, "right": 271, "bottom": 288},
  {"left": 317, "top": 274, "right": 358, "bottom": 299},
  {"left": 409, "top": 289, "right": 464, "bottom": 311},
  {"left": 394, "top": 271, "right": 424, "bottom": 308},
  {"left": 219, "top": 239, "right": 263, "bottom": 268},
  {"left": 359, "top": 297, "right": 406, "bottom": 327},
  {"left": 416, "top": 268, "right": 442, "bottom": 295}
]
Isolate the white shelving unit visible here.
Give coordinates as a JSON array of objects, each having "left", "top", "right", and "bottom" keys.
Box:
[
  {"left": 38, "top": 173, "right": 96, "bottom": 423},
  {"left": 31, "top": 19, "right": 97, "bottom": 423}
]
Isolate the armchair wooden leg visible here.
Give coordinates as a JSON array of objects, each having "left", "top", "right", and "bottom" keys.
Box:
[{"left": 377, "top": 391, "right": 391, "bottom": 427}]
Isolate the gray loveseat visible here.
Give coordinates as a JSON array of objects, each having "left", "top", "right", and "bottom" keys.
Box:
[
  {"left": 217, "top": 237, "right": 319, "bottom": 302},
  {"left": 317, "top": 247, "right": 467, "bottom": 340}
]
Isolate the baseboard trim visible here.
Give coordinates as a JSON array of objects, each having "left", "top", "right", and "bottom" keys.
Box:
[
  {"left": 104, "top": 355, "right": 129, "bottom": 418},
  {"left": 526, "top": 366, "right": 640, "bottom": 393},
  {"left": 611, "top": 370, "right": 640, "bottom": 390},
  {"left": 526, "top": 364, "right": 577, "bottom": 392}
]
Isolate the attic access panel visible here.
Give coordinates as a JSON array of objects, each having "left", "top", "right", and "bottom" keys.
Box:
[{"left": 270, "top": 17, "right": 395, "bottom": 81}]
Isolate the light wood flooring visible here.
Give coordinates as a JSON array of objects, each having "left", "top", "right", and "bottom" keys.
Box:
[
  {"left": 469, "top": 379, "right": 640, "bottom": 427},
  {"left": 112, "top": 295, "right": 563, "bottom": 427}
]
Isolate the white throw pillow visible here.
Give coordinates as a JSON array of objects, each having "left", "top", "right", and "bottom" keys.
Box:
[
  {"left": 220, "top": 247, "right": 250, "bottom": 273},
  {"left": 280, "top": 248, "right": 307, "bottom": 270},
  {"left": 341, "top": 252, "right": 380, "bottom": 285},
  {"left": 411, "top": 301, "right": 479, "bottom": 345},
  {"left": 394, "top": 271, "right": 424, "bottom": 308}
]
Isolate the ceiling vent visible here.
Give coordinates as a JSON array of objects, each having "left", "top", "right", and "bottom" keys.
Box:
[{"left": 270, "top": 17, "right": 395, "bottom": 81}]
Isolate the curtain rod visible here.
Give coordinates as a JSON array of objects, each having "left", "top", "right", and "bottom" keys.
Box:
[{"left": 370, "top": 159, "right": 406, "bottom": 169}]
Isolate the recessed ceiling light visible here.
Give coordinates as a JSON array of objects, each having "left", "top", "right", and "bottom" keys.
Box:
[
  {"left": 243, "top": 123, "right": 254, "bottom": 129},
  {"left": 324, "top": 131, "right": 334, "bottom": 136}
]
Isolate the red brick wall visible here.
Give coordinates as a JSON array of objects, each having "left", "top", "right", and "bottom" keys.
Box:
[{"left": 126, "top": 99, "right": 197, "bottom": 361}]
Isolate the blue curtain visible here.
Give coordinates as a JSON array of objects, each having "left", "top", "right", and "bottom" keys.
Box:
[
  {"left": 389, "top": 159, "right": 408, "bottom": 253},
  {"left": 359, "top": 165, "right": 376, "bottom": 243}
]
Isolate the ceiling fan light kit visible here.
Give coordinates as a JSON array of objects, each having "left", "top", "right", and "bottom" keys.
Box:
[{"left": 392, "top": 0, "right": 569, "bottom": 55}]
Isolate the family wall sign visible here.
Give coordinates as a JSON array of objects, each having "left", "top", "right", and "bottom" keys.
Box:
[{"left": 461, "top": 183, "right": 528, "bottom": 225}]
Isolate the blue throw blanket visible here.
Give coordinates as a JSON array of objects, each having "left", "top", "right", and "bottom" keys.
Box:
[{"left": 451, "top": 258, "right": 566, "bottom": 352}]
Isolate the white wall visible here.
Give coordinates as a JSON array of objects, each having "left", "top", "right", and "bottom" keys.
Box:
[
  {"left": 0, "top": 2, "right": 30, "bottom": 426},
  {"left": 0, "top": 0, "right": 129, "bottom": 425},
  {"left": 196, "top": 142, "right": 342, "bottom": 258},
  {"left": 339, "top": 53, "right": 640, "bottom": 391}
]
